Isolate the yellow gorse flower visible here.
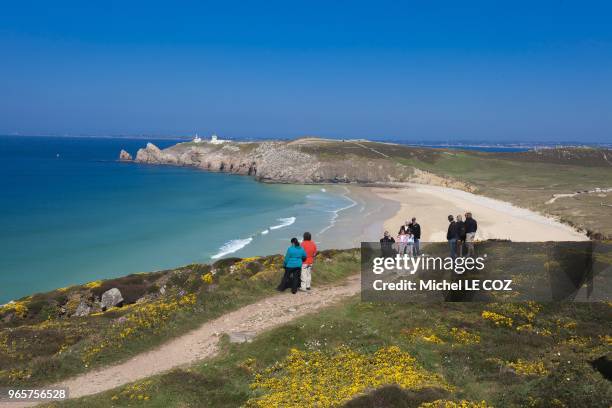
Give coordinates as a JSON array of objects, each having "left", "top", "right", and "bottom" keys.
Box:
[
  {"left": 481, "top": 311, "right": 513, "bottom": 327},
  {"left": 246, "top": 345, "right": 451, "bottom": 408},
  {"left": 420, "top": 399, "right": 492, "bottom": 408},
  {"left": 84, "top": 280, "right": 103, "bottom": 289},
  {"left": 0, "top": 301, "right": 29, "bottom": 319},
  {"left": 506, "top": 359, "right": 548, "bottom": 376},
  {"left": 450, "top": 328, "right": 481, "bottom": 345},
  {"left": 82, "top": 294, "right": 197, "bottom": 365}
]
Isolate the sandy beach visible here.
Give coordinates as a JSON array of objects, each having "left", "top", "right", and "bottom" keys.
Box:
[{"left": 371, "top": 184, "right": 588, "bottom": 242}]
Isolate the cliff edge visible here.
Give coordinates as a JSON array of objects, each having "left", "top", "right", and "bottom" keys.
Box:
[{"left": 129, "top": 138, "right": 469, "bottom": 189}]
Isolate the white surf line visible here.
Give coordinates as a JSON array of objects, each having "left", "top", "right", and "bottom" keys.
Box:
[
  {"left": 319, "top": 186, "right": 358, "bottom": 234},
  {"left": 4, "top": 275, "right": 361, "bottom": 408},
  {"left": 211, "top": 237, "right": 254, "bottom": 259},
  {"left": 269, "top": 217, "right": 296, "bottom": 230}
]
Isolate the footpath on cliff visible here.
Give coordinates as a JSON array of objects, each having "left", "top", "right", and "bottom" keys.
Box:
[{"left": 1, "top": 275, "right": 361, "bottom": 407}]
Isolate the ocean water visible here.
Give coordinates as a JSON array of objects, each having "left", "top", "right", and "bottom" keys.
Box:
[{"left": 0, "top": 136, "right": 353, "bottom": 303}]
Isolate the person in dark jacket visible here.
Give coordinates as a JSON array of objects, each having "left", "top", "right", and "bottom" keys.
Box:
[
  {"left": 380, "top": 231, "right": 396, "bottom": 258},
  {"left": 464, "top": 212, "right": 478, "bottom": 257},
  {"left": 455, "top": 214, "right": 466, "bottom": 257},
  {"left": 447, "top": 215, "right": 459, "bottom": 258},
  {"left": 409, "top": 217, "right": 421, "bottom": 256},
  {"left": 277, "top": 238, "right": 307, "bottom": 294}
]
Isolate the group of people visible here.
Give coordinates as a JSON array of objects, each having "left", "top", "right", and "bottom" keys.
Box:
[
  {"left": 380, "top": 213, "right": 478, "bottom": 258},
  {"left": 278, "top": 232, "right": 318, "bottom": 294},
  {"left": 380, "top": 217, "right": 422, "bottom": 256},
  {"left": 277, "top": 213, "right": 478, "bottom": 294},
  {"left": 447, "top": 212, "right": 478, "bottom": 258}
]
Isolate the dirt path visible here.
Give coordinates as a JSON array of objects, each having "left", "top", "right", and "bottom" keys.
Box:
[{"left": 3, "top": 275, "right": 361, "bottom": 407}]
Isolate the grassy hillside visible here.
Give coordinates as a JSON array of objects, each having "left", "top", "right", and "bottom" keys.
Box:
[
  {"left": 22, "top": 243, "right": 609, "bottom": 408},
  {"left": 0, "top": 250, "right": 359, "bottom": 387},
  {"left": 299, "top": 140, "right": 612, "bottom": 238},
  {"left": 393, "top": 149, "right": 611, "bottom": 238},
  {"left": 50, "top": 291, "right": 611, "bottom": 407}
]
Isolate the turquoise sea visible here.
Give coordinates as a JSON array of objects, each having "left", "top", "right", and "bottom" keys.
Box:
[{"left": 0, "top": 136, "right": 354, "bottom": 303}]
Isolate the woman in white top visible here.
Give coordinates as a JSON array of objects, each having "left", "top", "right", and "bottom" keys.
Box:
[{"left": 397, "top": 226, "right": 408, "bottom": 255}]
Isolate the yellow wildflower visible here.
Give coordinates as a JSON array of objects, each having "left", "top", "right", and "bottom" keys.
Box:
[
  {"left": 84, "top": 280, "right": 103, "bottom": 289},
  {"left": 420, "top": 400, "right": 492, "bottom": 408},
  {"left": 246, "top": 346, "right": 450, "bottom": 408},
  {"left": 450, "top": 328, "right": 480, "bottom": 345},
  {"left": 507, "top": 359, "right": 548, "bottom": 376},
  {"left": 481, "top": 311, "right": 512, "bottom": 327},
  {"left": 201, "top": 272, "right": 214, "bottom": 284}
]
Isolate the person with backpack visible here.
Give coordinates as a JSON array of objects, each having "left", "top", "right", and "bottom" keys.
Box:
[{"left": 278, "top": 237, "right": 307, "bottom": 294}]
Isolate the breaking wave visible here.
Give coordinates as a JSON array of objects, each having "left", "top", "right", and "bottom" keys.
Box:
[
  {"left": 211, "top": 238, "right": 253, "bottom": 260},
  {"left": 269, "top": 217, "right": 296, "bottom": 230}
]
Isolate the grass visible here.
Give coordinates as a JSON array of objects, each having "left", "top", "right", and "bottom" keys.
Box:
[
  {"left": 0, "top": 249, "right": 360, "bottom": 387},
  {"left": 298, "top": 139, "right": 612, "bottom": 237},
  {"left": 42, "top": 242, "right": 612, "bottom": 408},
  {"left": 393, "top": 151, "right": 612, "bottom": 238},
  {"left": 48, "top": 296, "right": 611, "bottom": 407}
]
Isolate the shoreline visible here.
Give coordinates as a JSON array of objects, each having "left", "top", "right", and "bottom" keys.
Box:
[
  {"left": 314, "top": 185, "right": 400, "bottom": 249},
  {"left": 370, "top": 183, "right": 588, "bottom": 242}
]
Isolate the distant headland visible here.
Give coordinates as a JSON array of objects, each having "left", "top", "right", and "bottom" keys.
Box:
[{"left": 120, "top": 136, "right": 612, "bottom": 239}]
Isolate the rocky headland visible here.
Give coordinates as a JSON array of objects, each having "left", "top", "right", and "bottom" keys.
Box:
[
  {"left": 120, "top": 138, "right": 612, "bottom": 239},
  {"left": 121, "top": 138, "right": 471, "bottom": 189}
]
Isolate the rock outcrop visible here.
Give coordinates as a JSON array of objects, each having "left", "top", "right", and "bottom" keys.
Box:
[
  {"left": 127, "top": 139, "right": 443, "bottom": 185},
  {"left": 101, "top": 288, "right": 124, "bottom": 310},
  {"left": 119, "top": 149, "right": 133, "bottom": 161},
  {"left": 74, "top": 300, "right": 91, "bottom": 317}
]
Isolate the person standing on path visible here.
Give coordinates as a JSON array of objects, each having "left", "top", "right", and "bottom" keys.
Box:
[
  {"left": 380, "top": 231, "right": 396, "bottom": 258},
  {"left": 278, "top": 238, "right": 307, "bottom": 294},
  {"left": 406, "top": 229, "right": 415, "bottom": 257},
  {"left": 300, "top": 232, "right": 317, "bottom": 291},
  {"left": 464, "top": 212, "right": 478, "bottom": 257},
  {"left": 396, "top": 226, "right": 408, "bottom": 255},
  {"left": 456, "top": 214, "right": 466, "bottom": 257},
  {"left": 447, "top": 215, "right": 459, "bottom": 259},
  {"left": 409, "top": 217, "right": 421, "bottom": 255}
]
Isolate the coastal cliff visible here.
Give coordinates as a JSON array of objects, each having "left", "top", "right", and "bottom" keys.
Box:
[{"left": 123, "top": 138, "right": 470, "bottom": 188}]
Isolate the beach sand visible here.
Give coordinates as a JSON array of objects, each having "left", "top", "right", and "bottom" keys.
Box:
[{"left": 371, "top": 184, "right": 588, "bottom": 242}]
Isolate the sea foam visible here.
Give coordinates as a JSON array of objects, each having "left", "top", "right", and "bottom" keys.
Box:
[
  {"left": 319, "top": 188, "right": 357, "bottom": 234},
  {"left": 269, "top": 217, "right": 296, "bottom": 230},
  {"left": 211, "top": 238, "right": 253, "bottom": 259}
]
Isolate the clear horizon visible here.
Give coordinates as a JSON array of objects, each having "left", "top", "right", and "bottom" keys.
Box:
[{"left": 1, "top": 1, "right": 611, "bottom": 142}]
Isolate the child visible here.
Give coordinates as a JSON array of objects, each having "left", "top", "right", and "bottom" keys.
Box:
[{"left": 406, "top": 230, "right": 415, "bottom": 256}]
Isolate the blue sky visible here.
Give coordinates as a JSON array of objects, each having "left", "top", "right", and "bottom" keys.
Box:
[{"left": 1, "top": 1, "right": 611, "bottom": 142}]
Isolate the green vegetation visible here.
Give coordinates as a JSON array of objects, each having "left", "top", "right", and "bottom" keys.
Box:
[
  {"left": 25, "top": 243, "right": 609, "bottom": 407},
  {"left": 0, "top": 250, "right": 359, "bottom": 387},
  {"left": 49, "top": 293, "right": 611, "bottom": 407},
  {"left": 394, "top": 149, "right": 612, "bottom": 238},
  {"left": 303, "top": 140, "right": 612, "bottom": 238}
]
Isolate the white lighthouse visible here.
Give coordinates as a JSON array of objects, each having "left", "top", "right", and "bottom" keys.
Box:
[{"left": 210, "top": 133, "right": 226, "bottom": 144}]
